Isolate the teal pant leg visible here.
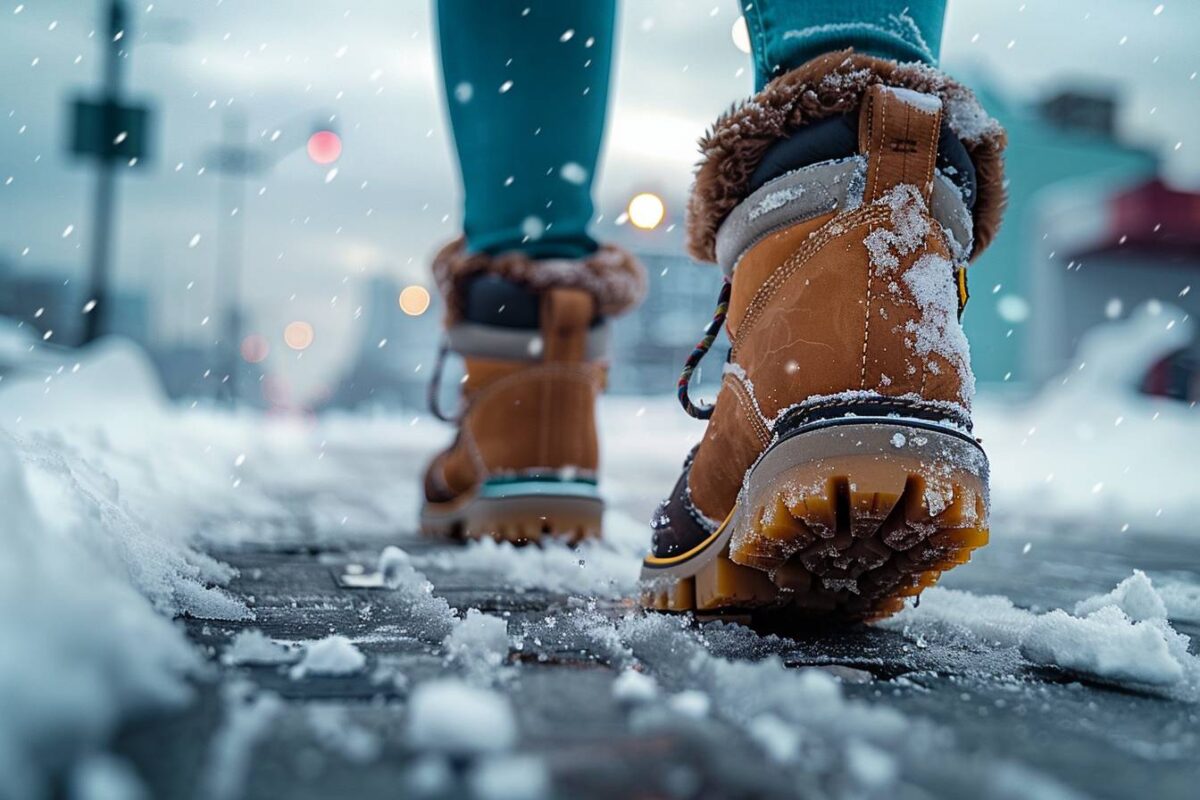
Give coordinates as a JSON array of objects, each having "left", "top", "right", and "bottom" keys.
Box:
[
  {"left": 741, "top": 1, "right": 947, "bottom": 90},
  {"left": 436, "top": 0, "right": 616, "bottom": 259}
]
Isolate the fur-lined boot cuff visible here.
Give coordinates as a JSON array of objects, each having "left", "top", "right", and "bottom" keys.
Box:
[
  {"left": 687, "top": 49, "right": 1007, "bottom": 264},
  {"left": 432, "top": 239, "right": 647, "bottom": 323}
]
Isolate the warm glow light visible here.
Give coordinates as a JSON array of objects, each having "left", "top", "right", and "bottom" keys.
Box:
[
  {"left": 306, "top": 130, "right": 342, "bottom": 165},
  {"left": 399, "top": 284, "right": 432, "bottom": 316},
  {"left": 240, "top": 333, "right": 269, "bottom": 363},
  {"left": 628, "top": 192, "right": 666, "bottom": 230},
  {"left": 731, "top": 16, "right": 751, "bottom": 54},
  {"left": 283, "top": 321, "right": 315, "bottom": 350}
]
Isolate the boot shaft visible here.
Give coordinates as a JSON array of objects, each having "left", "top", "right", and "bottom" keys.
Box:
[{"left": 719, "top": 84, "right": 975, "bottom": 426}]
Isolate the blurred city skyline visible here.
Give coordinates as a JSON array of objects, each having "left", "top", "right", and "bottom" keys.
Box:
[{"left": 1, "top": 0, "right": 1196, "bottom": 400}]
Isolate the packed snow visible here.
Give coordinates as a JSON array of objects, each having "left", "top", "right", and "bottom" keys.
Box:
[{"left": 883, "top": 571, "right": 1200, "bottom": 698}]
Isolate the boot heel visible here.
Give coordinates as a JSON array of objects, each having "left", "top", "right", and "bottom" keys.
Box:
[
  {"left": 641, "top": 420, "right": 989, "bottom": 622},
  {"left": 735, "top": 420, "right": 988, "bottom": 620},
  {"left": 421, "top": 478, "right": 604, "bottom": 545}
]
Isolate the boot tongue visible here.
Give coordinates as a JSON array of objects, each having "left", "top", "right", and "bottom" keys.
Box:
[{"left": 857, "top": 85, "right": 944, "bottom": 206}]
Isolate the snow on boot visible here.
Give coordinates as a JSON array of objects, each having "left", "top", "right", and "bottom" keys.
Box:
[
  {"left": 421, "top": 240, "right": 645, "bottom": 543},
  {"left": 640, "top": 51, "right": 1008, "bottom": 624}
]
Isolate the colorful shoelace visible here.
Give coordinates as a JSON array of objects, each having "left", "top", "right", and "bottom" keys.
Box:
[{"left": 677, "top": 279, "right": 732, "bottom": 420}]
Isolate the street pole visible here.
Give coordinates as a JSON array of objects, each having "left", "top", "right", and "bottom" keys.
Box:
[
  {"left": 216, "top": 110, "right": 248, "bottom": 405},
  {"left": 82, "top": 0, "right": 127, "bottom": 344}
]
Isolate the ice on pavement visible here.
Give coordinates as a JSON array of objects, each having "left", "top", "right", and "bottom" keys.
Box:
[
  {"left": 290, "top": 635, "right": 367, "bottom": 678},
  {"left": 884, "top": 571, "right": 1200, "bottom": 697},
  {"left": 405, "top": 679, "right": 517, "bottom": 756}
]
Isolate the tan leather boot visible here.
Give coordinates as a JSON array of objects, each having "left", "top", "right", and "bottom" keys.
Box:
[
  {"left": 640, "top": 52, "right": 1008, "bottom": 623},
  {"left": 421, "top": 241, "right": 644, "bottom": 543}
]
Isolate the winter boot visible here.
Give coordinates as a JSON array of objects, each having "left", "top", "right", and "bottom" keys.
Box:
[
  {"left": 640, "top": 52, "right": 1008, "bottom": 623},
  {"left": 421, "top": 240, "right": 645, "bottom": 543}
]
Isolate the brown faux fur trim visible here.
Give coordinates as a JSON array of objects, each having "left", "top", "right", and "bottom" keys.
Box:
[
  {"left": 688, "top": 49, "right": 1007, "bottom": 264},
  {"left": 432, "top": 239, "right": 647, "bottom": 323}
]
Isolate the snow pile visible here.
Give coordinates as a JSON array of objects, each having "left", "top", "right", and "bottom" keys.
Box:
[
  {"left": 884, "top": 571, "right": 1200, "bottom": 697},
  {"left": 290, "top": 635, "right": 367, "bottom": 678},
  {"left": 375, "top": 546, "right": 459, "bottom": 642},
  {"left": 1157, "top": 581, "right": 1200, "bottom": 623},
  {"left": 221, "top": 629, "right": 298, "bottom": 667},
  {"left": 976, "top": 302, "right": 1200, "bottom": 532},
  {"left": 405, "top": 679, "right": 517, "bottom": 756},
  {"left": 0, "top": 345, "right": 251, "bottom": 800}
]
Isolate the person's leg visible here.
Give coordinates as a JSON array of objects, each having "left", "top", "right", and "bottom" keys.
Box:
[
  {"left": 436, "top": 0, "right": 615, "bottom": 259},
  {"left": 422, "top": 1, "right": 645, "bottom": 545},
  {"left": 741, "top": 0, "right": 947, "bottom": 89}
]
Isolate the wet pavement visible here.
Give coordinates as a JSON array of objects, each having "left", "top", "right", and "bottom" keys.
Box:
[{"left": 114, "top": 520, "right": 1200, "bottom": 800}]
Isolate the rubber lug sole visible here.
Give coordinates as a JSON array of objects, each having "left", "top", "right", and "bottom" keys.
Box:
[{"left": 639, "top": 420, "right": 988, "bottom": 625}]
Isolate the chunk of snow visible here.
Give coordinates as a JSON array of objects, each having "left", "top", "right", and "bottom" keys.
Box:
[
  {"left": 1071, "top": 570, "right": 1167, "bottom": 622},
  {"left": 612, "top": 668, "right": 658, "bottom": 704},
  {"left": 666, "top": 690, "right": 711, "bottom": 719},
  {"left": 305, "top": 704, "right": 382, "bottom": 764},
  {"left": 885, "top": 573, "right": 1200, "bottom": 697},
  {"left": 201, "top": 682, "right": 284, "bottom": 800},
  {"left": 405, "top": 679, "right": 517, "bottom": 755},
  {"left": 1021, "top": 606, "right": 1185, "bottom": 688},
  {"left": 290, "top": 635, "right": 366, "bottom": 678},
  {"left": 444, "top": 609, "right": 509, "bottom": 678},
  {"left": 468, "top": 755, "right": 550, "bottom": 800},
  {"left": 221, "top": 629, "right": 298, "bottom": 666}
]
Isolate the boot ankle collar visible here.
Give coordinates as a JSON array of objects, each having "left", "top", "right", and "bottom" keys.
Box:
[
  {"left": 714, "top": 156, "right": 973, "bottom": 274},
  {"left": 445, "top": 321, "right": 610, "bottom": 363},
  {"left": 686, "top": 49, "right": 1007, "bottom": 265}
]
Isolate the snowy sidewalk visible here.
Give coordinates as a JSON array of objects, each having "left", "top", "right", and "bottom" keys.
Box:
[
  {"left": 107, "top": 515, "right": 1200, "bottom": 800},
  {"left": 2, "top": 324, "right": 1199, "bottom": 799}
]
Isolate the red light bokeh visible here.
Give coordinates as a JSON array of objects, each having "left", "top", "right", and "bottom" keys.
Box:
[{"left": 306, "top": 130, "right": 342, "bottom": 165}]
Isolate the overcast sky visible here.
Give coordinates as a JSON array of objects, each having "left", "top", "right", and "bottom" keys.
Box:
[{"left": 1, "top": 0, "right": 1196, "bottom": 399}]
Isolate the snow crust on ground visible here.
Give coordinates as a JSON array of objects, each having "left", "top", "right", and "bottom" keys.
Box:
[
  {"left": 883, "top": 571, "right": 1200, "bottom": 698},
  {"left": 522, "top": 605, "right": 1083, "bottom": 798}
]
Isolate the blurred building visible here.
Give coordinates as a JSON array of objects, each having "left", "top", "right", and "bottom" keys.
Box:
[
  {"left": 0, "top": 262, "right": 150, "bottom": 346},
  {"left": 965, "top": 85, "right": 1159, "bottom": 386},
  {"left": 608, "top": 251, "right": 724, "bottom": 396},
  {"left": 1029, "top": 178, "right": 1200, "bottom": 400},
  {"left": 324, "top": 274, "right": 443, "bottom": 410}
]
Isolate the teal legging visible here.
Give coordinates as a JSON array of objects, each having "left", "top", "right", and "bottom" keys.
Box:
[{"left": 436, "top": 1, "right": 946, "bottom": 258}]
